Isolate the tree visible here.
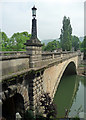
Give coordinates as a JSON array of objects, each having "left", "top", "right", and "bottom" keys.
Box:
[
  {"left": 40, "top": 93, "right": 57, "bottom": 119},
  {"left": 0, "top": 32, "right": 10, "bottom": 51},
  {"left": 0, "top": 31, "right": 31, "bottom": 51},
  {"left": 60, "top": 16, "right": 72, "bottom": 51},
  {"left": 10, "top": 32, "right": 31, "bottom": 51},
  {"left": 43, "top": 40, "right": 60, "bottom": 52},
  {"left": 42, "top": 43, "right": 46, "bottom": 51},
  {"left": 83, "top": 36, "right": 86, "bottom": 60},
  {"left": 72, "top": 36, "right": 80, "bottom": 51}
]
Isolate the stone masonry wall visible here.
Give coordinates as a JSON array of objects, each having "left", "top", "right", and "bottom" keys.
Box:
[
  {"left": 1, "top": 57, "right": 29, "bottom": 76},
  {"left": 28, "top": 69, "right": 44, "bottom": 115}
]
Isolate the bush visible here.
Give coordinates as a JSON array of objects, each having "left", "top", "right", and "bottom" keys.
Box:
[{"left": 24, "top": 110, "right": 35, "bottom": 120}]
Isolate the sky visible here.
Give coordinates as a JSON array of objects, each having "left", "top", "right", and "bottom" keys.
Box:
[{"left": 0, "top": 0, "right": 85, "bottom": 40}]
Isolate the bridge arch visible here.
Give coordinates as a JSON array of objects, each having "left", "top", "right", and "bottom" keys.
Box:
[
  {"left": 62, "top": 61, "right": 77, "bottom": 76},
  {"left": 2, "top": 84, "right": 29, "bottom": 120},
  {"left": 43, "top": 56, "right": 78, "bottom": 99},
  {"left": 52, "top": 60, "right": 77, "bottom": 98},
  {"left": 17, "top": 84, "right": 29, "bottom": 110},
  {"left": 2, "top": 93, "right": 25, "bottom": 120}
]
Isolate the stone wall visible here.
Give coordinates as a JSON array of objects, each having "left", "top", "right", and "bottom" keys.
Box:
[
  {"left": 27, "top": 69, "right": 44, "bottom": 115},
  {"left": 1, "top": 55, "right": 29, "bottom": 76}
]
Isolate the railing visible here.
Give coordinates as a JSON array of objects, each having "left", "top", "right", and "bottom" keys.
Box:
[
  {"left": 42, "top": 51, "right": 78, "bottom": 60},
  {"left": 0, "top": 51, "right": 79, "bottom": 60},
  {"left": 0, "top": 51, "right": 26, "bottom": 56}
]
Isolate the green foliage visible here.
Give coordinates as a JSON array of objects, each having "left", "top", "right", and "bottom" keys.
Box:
[
  {"left": 24, "top": 110, "right": 35, "bottom": 120},
  {"left": 42, "top": 40, "right": 60, "bottom": 51},
  {"left": 36, "top": 114, "right": 46, "bottom": 120},
  {"left": 79, "top": 41, "right": 83, "bottom": 52},
  {"left": 42, "top": 43, "right": 46, "bottom": 51},
  {"left": 0, "top": 31, "right": 31, "bottom": 51},
  {"left": 60, "top": 16, "right": 72, "bottom": 51},
  {"left": 0, "top": 32, "right": 10, "bottom": 51},
  {"left": 72, "top": 36, "right": 80, "bottom": 51},
  {"left": 40, "top": 93, "right": 57, "bottom": 119},
  {"left": 80, "top": 36, "right": 86, "bottom": 57},
  {"left": 83, "top": 36, "right": 86, "bottom": 59}
]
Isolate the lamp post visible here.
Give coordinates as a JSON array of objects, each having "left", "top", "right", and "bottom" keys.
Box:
[
  {"left": 25, "top": 6, "right": 42, "bottom": 68},
  {"left": 31, "top": 6, "right": 37, "bottom": 39},
  {"left": 25, "top": 5, "right": 42, "bottom": 46},
  {"left": 24, "top": 6, "right": 43, "bottom": 116}
]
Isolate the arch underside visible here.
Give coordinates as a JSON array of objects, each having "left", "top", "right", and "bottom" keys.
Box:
[
  {"left": 63, "top": 61, "right": 77, "bottom": 76},
  {"left": 2, "top": 93, "right": 25, "bottom": 120},
  {"left": 52, "top": 61, "right": 77, "bottom": 98},
  {"left": 2, "top": 85, "right": 29, "bottom": 120}
]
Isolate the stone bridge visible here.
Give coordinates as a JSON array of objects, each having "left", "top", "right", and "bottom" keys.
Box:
[
  {"left": 0, "top": 50, "right": 81, "bottom": 119},
  {"left": 0, "top": 6, "right": 81, "bottom": 119}
]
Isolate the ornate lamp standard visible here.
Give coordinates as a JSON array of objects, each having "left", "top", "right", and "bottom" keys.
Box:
[
  {"left": 31, "top": 6, "right": 37, "bottom": 39},
  {"left": 25, "top": 6, "right": 42, "bottom": 68},
  {"left": 24, "top": 6, "right": 44, "bottom": 116}
]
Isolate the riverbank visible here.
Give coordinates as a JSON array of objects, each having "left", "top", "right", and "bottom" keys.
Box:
[{"left": 78, "top": 60, "right": 86, "bottom": 77}]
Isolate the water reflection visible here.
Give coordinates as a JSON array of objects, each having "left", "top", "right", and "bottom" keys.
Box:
[{"left": 54, "top": 75, "right": 85, "bottom": 118}]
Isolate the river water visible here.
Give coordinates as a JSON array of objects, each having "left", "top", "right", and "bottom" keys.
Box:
[{"left": 54, "top": 75, "right": 86, "bottom": 118}]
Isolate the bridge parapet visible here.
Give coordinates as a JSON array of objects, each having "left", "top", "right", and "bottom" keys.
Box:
[
  {"left": 42, "top": 51, "right": 78, "bottom": 60},
  {"left": 0, "top": 54, "right": 30, "bottom": 77},
  {"left": 41, "top": 51, "right": 79, "bottom": 67},
  {"left": 0, "top": 51, "right": 79, "bottom": 60},
  {"left": 0, "top": 51, "right": 80, "bottom": 81},
  {"left": 42, "top": 52, "right": 61, "bottom": 60},
  {"left": 0, "top": 51, "right": 26, "bottom": 56}
]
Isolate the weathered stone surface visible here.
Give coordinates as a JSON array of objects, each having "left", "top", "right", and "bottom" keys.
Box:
[
  {"left": 1, "top": 51, "right": 81, "bottom": 117},
  {"left": 2, "top": 58, "right": 29, "bottom": 76}
]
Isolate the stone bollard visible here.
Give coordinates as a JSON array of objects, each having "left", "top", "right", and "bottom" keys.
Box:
[{"left": 16, "top": 112, "right": 22, "bottom": 120}]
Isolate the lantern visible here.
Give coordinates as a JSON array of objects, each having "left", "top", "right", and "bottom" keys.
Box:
[{"left": 32, "top": 6, "right": 37, "bottom": 17}]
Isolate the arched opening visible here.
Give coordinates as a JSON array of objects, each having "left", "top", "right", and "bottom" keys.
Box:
[
  {"left": 63, "top": 62, "right": 77, "bottom": 76},
  {"left": 2, "top": 93, "right": 25, "bottom": 120},
  {"left": 54, "top": 62, "right": 77, "bottom": 117}
]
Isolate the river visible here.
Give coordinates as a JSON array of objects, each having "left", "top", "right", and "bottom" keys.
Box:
[{"left": 54, "top": 75, "right": 86, "bottom": 118}]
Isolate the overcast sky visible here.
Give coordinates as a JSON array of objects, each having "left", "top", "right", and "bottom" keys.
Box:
[{"left": 0, "top": 0, "right": 85, "bottom": 40}]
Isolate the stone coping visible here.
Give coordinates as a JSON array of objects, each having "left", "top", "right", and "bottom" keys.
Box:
[{"left": 0, "top": 55, "right": 29, "bottom": 61}]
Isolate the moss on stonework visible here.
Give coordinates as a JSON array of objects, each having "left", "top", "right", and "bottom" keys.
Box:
[{"left": 2, "top": 67, "right": 45, "bottom": 85}]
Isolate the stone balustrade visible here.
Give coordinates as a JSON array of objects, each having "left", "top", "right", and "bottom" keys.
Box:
[
  {"left": 42, "top": 51, "right": 78, "bottom": 60},
  {"left": 0, "top": 51, "right": 78, "bottom": 59},
  {"left": 0, "top": 51, "right": 26, "bottom": 56}
]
